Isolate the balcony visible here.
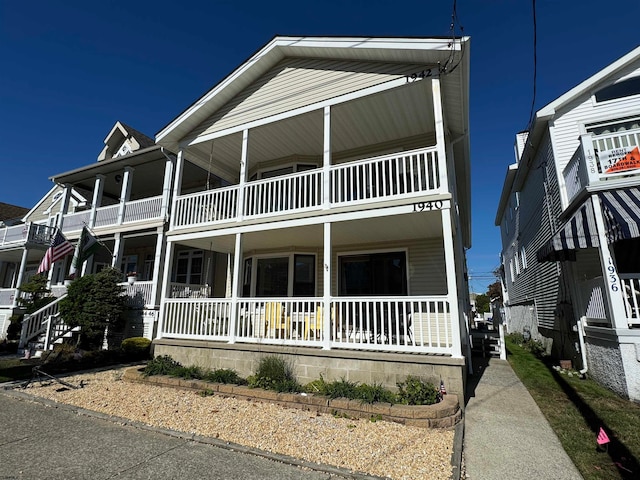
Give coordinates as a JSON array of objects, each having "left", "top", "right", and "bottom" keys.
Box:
[
  {"left": 0, "top": 223, "right": 55, "bottom": 249},
  {"left": 563, "top": 129, "right": 640, "bottom": 205},
  {"left": 171, "top": 147, "right": 442, "bottom": 230},
  {"left": 61, "top": 195, "right": 164, "bottom": 234}
]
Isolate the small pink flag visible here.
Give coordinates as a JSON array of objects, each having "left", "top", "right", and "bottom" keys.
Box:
[{"left": 597, "top": 427, "right": 610, "bottom": 445}]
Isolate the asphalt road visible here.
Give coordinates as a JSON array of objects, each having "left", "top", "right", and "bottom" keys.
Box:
[{"left": 0, "top": 389, "right": 363, "bottom": 480}]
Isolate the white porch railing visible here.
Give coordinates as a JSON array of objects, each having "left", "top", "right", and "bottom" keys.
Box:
[
  {"left": 61, "top": 210, "right": 91, "bottom": 234},
  {"left": 120, "top": 281, "right": 154, "bottom": 308},
  {"left": 160, "top": 296, "right": 454, "bottom": 355},
  {"left": 0, "top": 223, "right": 55, "bottom": 247},
  {"left": 169, "top": 282, "right": 211, "bottom": 298},
  {"left": 578, "top": 277, "right": 610, "bottom": 326},
  {"left": 244, "top": 170, "right": 323, "bottom": 218},
  {"left": 18, "top": 295, "right": 67, "bottom": 348},
  {"left": 171, "top": 147, "right": 442, "bottom": 229},
  {"left": 0, "top": 288, "right": 17, "bottom": 306},
  {"left": 331, "top": 147, "right": 440, "bottom": 205},
  {"left": 564, "top": 130, "right": 640, "bottom": 205},
  {"left": 621, "top": 274, "right": 640, "bottom": 326},
  {"left": 123, "top": 195, "right": 163, "bottom": 223},
  {"left": 94, "top": 204, "right": 120, "bottom": 228},
  {"left": 172, "top": 186, "right": 239, "bottom": 229}
]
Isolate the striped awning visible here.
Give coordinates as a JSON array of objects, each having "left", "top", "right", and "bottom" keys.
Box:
[
  {"left": 536, "top": 200, "right": 600, "bottom": 262},
  {"left": 599, "top": 188, "right": 640, "bottom": 243}
]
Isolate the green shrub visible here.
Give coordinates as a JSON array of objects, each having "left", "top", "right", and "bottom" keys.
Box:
[
  {"left": 304, "top": 375, "right": 330, "bottom": 395},
  {"left": 396, "top": 376, "right": 438, "bottom": 405},
  {"left": 355, "top": 382, "right": 397, "bottom": 404},
  {"left": 121, "top": 337, "right": 151, "bottom": 358},
  {"left": 248, "top": 355, "right": 301, "bottom": 393},
  {"left": 204, "top": 368, "right": 245, "bottom": 384},
  {"left": 143, "top": 355, "right": 182, "bottom": 377},
  {"left": 171, "top": 365, "right": 204, "bottom": 379},
  {"left": 324, "top": 377, "right": 359, "bottom": 399}
]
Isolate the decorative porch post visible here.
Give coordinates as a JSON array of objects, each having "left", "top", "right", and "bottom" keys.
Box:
[
  {"left": 431, "top": 77, "right": 448, "bottom": 191},
  {"left": 160, "top": 152, "right": 175, "bottom": 220},
  {"left": 322, "top": 222, "right": 332, "bottom": 349},
  {"left": 323, "top": 106, "right": 331, "bottom": 209},
  {"left": 591, "top": 194, "right": 629, "bottom": 329},
  {"left": 442, "top": 206, "right": 463, "bottom": 358},
  {"left": 88, "top": 174, "right": 105, "bottom": 228},
  {"left": 111, "top": 232, "right": 124, "bottom": 268},
  {"left": 236, "top": 130, "right": 249, "bottom": 222},
  {"left": 150, "top": 226, "right": 166, "bottom": 308},
  {"left": 117, "top": 167, "right": 134, "bottom": 225},
  {"left": 11, "top": 247, "right": 29, "bottom": 307},
  {"left": 228, "top": 232, "right": 243, "bottom": 344},
  {"left": 157, "top": 240, "right": 176, "bottom": 340},
  {"left": 48, "top": 184, "right": 72, "bottom": 287}
]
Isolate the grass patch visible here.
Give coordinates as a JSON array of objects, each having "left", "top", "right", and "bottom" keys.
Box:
[{"left": 506, "top": 336, "right": 640, "bottom": 479}]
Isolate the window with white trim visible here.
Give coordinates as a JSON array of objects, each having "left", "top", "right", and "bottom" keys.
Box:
[{"left": 242, "top": 253, "right": 316, "bottom": 297}]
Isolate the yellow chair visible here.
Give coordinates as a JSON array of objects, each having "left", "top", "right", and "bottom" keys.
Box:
[
  {"left": 264, "top": 302, "right": 289, "bottom": 339},
  {"left": 304, "top": 305, "right": 330, "bottom": 340}
]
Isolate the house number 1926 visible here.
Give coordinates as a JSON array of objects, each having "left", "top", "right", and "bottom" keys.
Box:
[{"left": 413, "top": 201, "right": 443, "bottom": 212}]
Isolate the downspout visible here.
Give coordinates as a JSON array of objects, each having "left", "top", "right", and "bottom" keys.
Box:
[{"left": 576, "top": 316, "right": 588, "bottom": 376}]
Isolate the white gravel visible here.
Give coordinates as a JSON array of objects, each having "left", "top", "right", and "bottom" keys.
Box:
[{"left": 23, "top": 368, "right": 454, "bottom": 480}]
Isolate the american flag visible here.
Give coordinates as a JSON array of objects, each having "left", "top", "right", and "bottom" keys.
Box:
[
  {"left": 440, "top": 379, "right": 447, "bottom": 395},
  {"left": 37, "top": 229, "right": 74, "bottom": 273}
]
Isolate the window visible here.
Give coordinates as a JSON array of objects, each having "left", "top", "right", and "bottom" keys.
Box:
[
  {"left": 595, "top": 76, "right": 640, "bottom": 103},
  {"left": 243, "top": 253, "right": 316, "bottom": 297},
  {"left": 514, "top": 251, "right": 520, "bottom": 275},
  {"left": 509, "top": 259, "right": 515, "bottom": 283},
  {"left": 521, "top": 246, "right": 528, "bottom": 270},
  {"left": 175, "top": 250, "right": 203, "bottom": 285},
  {"left": 250, "top": 163, "right": 318, "bottom": 181},
  {"left": 339, "top": 251, "right": 407, "bottom": 296}
]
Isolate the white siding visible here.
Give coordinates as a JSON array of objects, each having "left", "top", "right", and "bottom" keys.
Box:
[
  {"left": 193, "top": 58, "right": 420, "bottom": 140},
  {"left": 550, "top": 60, "right": 640, "bottom": 175}
]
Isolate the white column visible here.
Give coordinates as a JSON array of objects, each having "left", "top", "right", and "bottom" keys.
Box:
[
  {"left": 117, "top": 167, "right": 134, "bottom": 225},
  {"left": 322, "top": 222, "right": 332, "bottom": 349},
  {"left": 160, "top": 154, "right": 175, "bottom": 220},
  {"left": 236, "top": 130, "right": 249, "bottom": 222},
  {"left": 150, "top": 227, "right": 166, "bottom": 307},
  {"left": 591, "top": 195, "right": 629, "bottom": 329},
  {"left": 57, "top": 184, "right": 72, "bottom": 230},
  {"left": 111, "top": 232, "right": 124, "bottom": 268},
  {"left": 169, "top": 149, "right": 185, "bottom": 230},
  {"left": 442, "top": 206, "right": 463, "bottom": 358},
  {"left": 157, "top": 240, "right": 176, "bottom": 340},
  {"left": 228, "top": 233, "right": 243, "bottom": 343},
  {"left": 12, "top": 248, "right": 29, "bottom": 307},
  {"left": 432, "top": 78, "right": 448, "bottom": 190},
  {"left": 88, "top": 174, "right": 105, "bottom": 228},
  {"left": 323, "top": 106, "right": 331, "bottom": 209}
]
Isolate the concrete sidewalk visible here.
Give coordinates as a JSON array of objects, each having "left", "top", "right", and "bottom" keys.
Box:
[{"left": 463, "top": 356, "right": 583, "bottom": 480}]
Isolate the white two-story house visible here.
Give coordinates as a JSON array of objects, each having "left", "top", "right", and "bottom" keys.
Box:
[
  {"left": 497, "top": 46, "right": 640, "bottom": 401},
  {"left": 152, "top": 35, "right": 473, "bottom": 395}
]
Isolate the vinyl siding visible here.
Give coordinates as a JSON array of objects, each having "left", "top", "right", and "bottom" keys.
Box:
[
  {"left": 24, "top": 187, "right": 63, "bottom": 224},
  {"left": 504, "top": 131, "right": 565, "bottom": 331},
  {"left": 193, "top": 58, "right": 420, "bottom": 140},
  {"left": 550, "top": 60, "right": 640, "bottom": 176}
]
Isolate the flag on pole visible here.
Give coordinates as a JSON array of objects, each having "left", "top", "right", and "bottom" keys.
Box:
[
  {"left": 68, "top": 226, "right": 101, "bottom": 278},
  {"left": 37, "top": 229, "right": 74, "bottom": 273}
]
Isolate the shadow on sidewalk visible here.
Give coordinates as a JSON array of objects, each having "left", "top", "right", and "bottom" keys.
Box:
[{"left": 464, "top": 354, "right": 492, "bottom": 406}]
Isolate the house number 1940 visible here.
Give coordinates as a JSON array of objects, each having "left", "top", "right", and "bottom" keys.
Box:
[{"left": 413, "top": 201, "right": 443, "bottom": 212}]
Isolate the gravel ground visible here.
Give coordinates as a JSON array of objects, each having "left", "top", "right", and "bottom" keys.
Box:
[{"left": 22, "top": 368, "right": 454, "bottom": 480}]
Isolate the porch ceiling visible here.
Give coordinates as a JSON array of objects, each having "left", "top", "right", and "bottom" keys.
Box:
[{"left": 175, "top": 210, "right": 443, "bottom": 254}]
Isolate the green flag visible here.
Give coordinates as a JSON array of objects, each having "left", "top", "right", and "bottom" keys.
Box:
[{"left": 69, "top": 226, "right": 101, "bottom": 277}]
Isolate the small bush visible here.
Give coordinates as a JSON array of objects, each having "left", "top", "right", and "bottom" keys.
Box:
[
  {"left": 355, "top": 383, "right": 397, "bottom": 404},
  {"left": 248, "top": 355, "right": 301, "bottom": 393},
  {"left": 143, "top": 355, "right": 182, "bottom": 377},
  {"left": 121, "top": 337, "right": 151, "bottom": 358},
  {"left": 171, "top": 365, "right": 204, "bottom": 379},
  {"left": 396, "top": 376, "right": 438, "bottom": 405},
  {"left": 304, "top": 375, "right": 330, "bottom": 395},
  {"left": 204, "top": 368, "right": 245, "bottom": 385},
  {"left": 324, "top": 377, "right": 359, "bottom": 399}
]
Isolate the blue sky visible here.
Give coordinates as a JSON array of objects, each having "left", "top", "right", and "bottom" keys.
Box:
[{"left": 1, "top": 1, "right": 639, "bottom": 293}]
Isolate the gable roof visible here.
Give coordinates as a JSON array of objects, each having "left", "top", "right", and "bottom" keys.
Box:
[
  {"left": 156, "top": 35, "right": 470, "bottom": 151},
  {"left": 98, "top": 121, "right": 156, "bottom": 161}
]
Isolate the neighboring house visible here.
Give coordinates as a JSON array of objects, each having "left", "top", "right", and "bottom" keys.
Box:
[
  {"left": 152, "top": 35, "right": 473, "bottom": 395},
  {"left": 15, "top": 122, "right": 190, "bottom": 349},
  {"left": 496, "top": 46, "right": 640, "bottom": 401}
]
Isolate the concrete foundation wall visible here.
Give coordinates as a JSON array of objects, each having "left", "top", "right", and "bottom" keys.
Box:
[
  {"left": 585, "top": 336, "right": 628, "bottom": 398},
  {"left": 620, "top": 338, "right": 640, "bottom": 402},
  {"left": 153, "top": 339, "right": 466, "bottom": 397}
]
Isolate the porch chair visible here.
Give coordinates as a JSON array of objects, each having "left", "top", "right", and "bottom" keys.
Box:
[
  {"left": 264, "top": 302, "right": 290, "bottom": 339},
  {"left": 306, "top": 305, "right": 334, "bottom": 340}
]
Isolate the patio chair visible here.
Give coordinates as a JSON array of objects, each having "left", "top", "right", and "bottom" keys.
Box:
[{"left": 264, "top": 302, "right": 289, "bottom": 339}]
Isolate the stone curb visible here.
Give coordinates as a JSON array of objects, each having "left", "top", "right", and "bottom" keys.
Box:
[
  {"left": 1, "top": 387, "right": 385, "bottom": 480},
  {"left": 124, "top": 367, "right": 462, "bottom": 429}
]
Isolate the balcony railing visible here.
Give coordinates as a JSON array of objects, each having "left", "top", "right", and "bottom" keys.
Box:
[
  {"left": 61, "top": 195, "right": 163, "bottom": 234},
  {"left": 160, "top": 295, "right": 454, "bottom": 355},
  {"left": 120, "top": 281, "right": 154, "bottom": 308},
  {"left": 0, "top": 288, "right": 17, "bottom": 306},
  {"left": 0, "top": 223, "right": 55, "bottom": 248},
  {"left": 564, "top": 130, "right": 640, "bottom": 205},
  {"left": 621, "top": 274, "right": 640, "bottom": 326},
  {"left": 171, "top": 147, "right": 441, "bottom": 229}
]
